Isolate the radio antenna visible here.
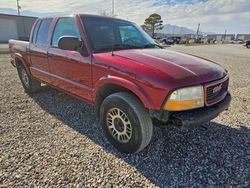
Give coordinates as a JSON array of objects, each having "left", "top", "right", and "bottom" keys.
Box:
[{"left": 111, "top": 18, "right": 115, "bottom": 56}]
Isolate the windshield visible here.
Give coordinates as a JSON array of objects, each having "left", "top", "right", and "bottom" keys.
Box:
[{"left": 81, "top": 16, "right": 158, "bottom": 53}]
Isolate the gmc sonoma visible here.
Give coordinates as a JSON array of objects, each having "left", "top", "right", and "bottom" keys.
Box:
[{"left": 9, "top": 15, "right": 231, "bottom": 153}]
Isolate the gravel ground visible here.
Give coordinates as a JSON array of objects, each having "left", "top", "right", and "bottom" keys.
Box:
[{"left": 0, "top": 44, "right": 250, "bottom": 187}]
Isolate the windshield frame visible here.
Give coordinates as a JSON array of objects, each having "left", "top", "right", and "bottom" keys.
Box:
[{"left": 81, "top": 16, "right": 157, "bottom": 53}]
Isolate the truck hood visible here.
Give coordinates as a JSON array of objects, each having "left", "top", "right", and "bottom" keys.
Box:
[{"left": 114, "top": 48, "right": 227, "bottom": 84}]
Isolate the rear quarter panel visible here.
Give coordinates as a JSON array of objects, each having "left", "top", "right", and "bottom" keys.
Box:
[{"left": 9, "top": 40, "right": 30, "bottom": 70}]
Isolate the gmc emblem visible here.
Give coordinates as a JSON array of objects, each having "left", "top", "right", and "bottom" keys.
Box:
[{"left": 213, "top": 84, "right": 222, "bottom": 93}]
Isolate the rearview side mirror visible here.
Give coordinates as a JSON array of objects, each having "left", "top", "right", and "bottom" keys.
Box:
[{"left": 58, "top": 36, "right": 82, "bottom": 52}]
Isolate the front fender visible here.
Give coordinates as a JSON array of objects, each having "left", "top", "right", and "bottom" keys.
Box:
[{"left": 94, "top": 75, "right": 154, "bottom": 109}]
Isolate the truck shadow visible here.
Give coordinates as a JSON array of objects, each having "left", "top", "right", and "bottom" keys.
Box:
[{"left": 29, "top": 86, "right": 249, "bottom": 187}]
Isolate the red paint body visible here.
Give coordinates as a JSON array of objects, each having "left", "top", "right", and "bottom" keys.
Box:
[{"left": 9, "top": 15, "right": 228, "bottom": 111}]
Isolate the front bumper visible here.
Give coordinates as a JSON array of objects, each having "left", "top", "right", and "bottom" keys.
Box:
[{"left": 150, "top": 92, "right": 231, "bottom": 127}]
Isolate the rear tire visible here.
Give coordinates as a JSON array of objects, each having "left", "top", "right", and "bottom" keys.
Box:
[
  {"left": 100, "top": 92, "right": 153, "bottom": 154},
  {"left": 17, "top": 64, "right": 41, "bottom": 93},
  {"left": 247, "top": 44, "right": 250, "bottom": 48}
]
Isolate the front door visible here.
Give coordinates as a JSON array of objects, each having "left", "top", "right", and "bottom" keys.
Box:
[{"left": 47, "top": 17, "right": 92, "bottom": 102}]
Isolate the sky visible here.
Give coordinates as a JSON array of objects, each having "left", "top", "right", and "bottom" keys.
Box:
[{"left": 0, "top": 0, "right": 249, "bottom": 34}]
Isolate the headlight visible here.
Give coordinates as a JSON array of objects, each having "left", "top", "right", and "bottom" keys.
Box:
[{"left": 164, "top": 85, "right": 204, "bottom": 111}]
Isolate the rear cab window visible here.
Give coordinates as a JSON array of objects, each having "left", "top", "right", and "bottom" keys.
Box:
[{"left": 51, "top": 17, "right": 80, "bottom": 47}]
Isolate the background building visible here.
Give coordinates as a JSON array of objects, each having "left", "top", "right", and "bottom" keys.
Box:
[
  {"left": 155, "top": 33, "right": 202, "bottom": 40},
  {"left": 0, "top": 14, "right": 37, "bottom": 43},
  {"left": 155, "top": 33, "right": 237, "bottom": 42},
  {"left": 203, "top": 34, "right": 235, "bottom": 41},
  {"left": 236, "top": 34, "right": 250, "bottom": 41}
]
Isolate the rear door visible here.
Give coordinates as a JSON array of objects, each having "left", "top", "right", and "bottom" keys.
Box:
[
  {"left": 47, "top": 17, "right": 92, "bottom": 102},
  {"left": 29, "top": 18, "right": 53, "bottom": 82}
]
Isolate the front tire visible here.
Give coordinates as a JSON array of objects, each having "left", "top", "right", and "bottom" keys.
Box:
[
  {"left": 17, "top": 64, "right": 41, "bottom": 93},
  {"left": 100, "top": 92, "right": 153, "bottom": 154}
]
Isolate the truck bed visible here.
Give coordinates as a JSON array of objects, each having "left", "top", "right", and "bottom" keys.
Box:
[{"left": 9, "top": 39, "right": 29, "bottom": 67}]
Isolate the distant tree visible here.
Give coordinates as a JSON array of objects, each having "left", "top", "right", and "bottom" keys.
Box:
[{"left": 141, "top": 13, "right": 163, "bottom": 37}]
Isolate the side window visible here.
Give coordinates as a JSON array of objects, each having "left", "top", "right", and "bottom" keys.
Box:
[
  {"left": 32, "top": 20, "right": 41, "bottom": 43},
  {"left": 36, "top": 19, "right": 52, "bottom": 45},
  {"left": 51, "top": 17, "right": 80, "bottom": 47}
]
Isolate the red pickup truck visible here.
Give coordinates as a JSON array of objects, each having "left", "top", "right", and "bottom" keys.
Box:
[{"left": 9, "top": 14, "right": 231, "bottom": 153}]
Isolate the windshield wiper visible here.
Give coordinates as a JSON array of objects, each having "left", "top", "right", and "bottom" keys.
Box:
[
  {"left": 113, "top": 44, "right": 159, "bottom": 50},
  {"left": 140, "top": 44, "right": 155, "bottom": 48},
  {"left": 139, "top": 43, "right": 161, "bottom": 49},
  {"left": 113, "top": 44, "right": 139, "bottom": 50},
  {"left": 92, "top": 44, "right": 137, "bottom": 53}
]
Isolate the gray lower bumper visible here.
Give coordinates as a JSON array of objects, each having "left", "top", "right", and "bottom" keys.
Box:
[
  {"left": 170, "top": 93, "right": 231, "bottom": 127},
  {"left": 150, "top": 93, "right": 231, "bottom": 127}
]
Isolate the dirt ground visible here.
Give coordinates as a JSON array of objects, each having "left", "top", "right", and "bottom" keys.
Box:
[{"left": 0, "top": 44, "right": 249, "bottom": 187}]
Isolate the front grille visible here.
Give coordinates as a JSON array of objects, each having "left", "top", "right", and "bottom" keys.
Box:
[{"left": 206, "top": 77, "right": 229, "bottom": 106}]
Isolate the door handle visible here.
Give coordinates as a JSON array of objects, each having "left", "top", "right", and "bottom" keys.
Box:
[{"left": 47, "top": 52, "right": 54, "bottom": 58}]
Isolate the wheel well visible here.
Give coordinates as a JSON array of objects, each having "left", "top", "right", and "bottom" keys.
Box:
[
  {"left": 95, "top": 83, "right": 144, "bottom": 115},
  {"left": 15, "top": 58, "right": 23, "bottom": 66},
  {"left": 15, "top": 57, "right": 31, "bottom": 76},
  {"left": 15, "top": 57, "right": 23, "bottom": 67}
]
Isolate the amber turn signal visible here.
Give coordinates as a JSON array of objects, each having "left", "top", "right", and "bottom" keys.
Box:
[
  {"left": 164, "top": 85, "right": 204, "bottom": 111},
  {"left": 164, "top": 98, "right": 204, "bottom": 111}
]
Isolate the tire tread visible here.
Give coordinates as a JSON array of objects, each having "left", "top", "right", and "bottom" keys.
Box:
[
  {"left": 17, "top": 64, "right": 41, "bottom": 93},
  {"left": 103, "top": 92, "right": 153, "bottom": 153}
]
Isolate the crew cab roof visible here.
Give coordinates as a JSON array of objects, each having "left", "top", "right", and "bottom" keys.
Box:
[{"left": 37, "top": 14, "right": 130, "bottom": 23}]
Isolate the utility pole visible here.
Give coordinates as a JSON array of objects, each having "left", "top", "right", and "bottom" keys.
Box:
[
  {"left": 180, "top": 27, "right": 183, "bottom": 35},
  {"left": 224, "top": 29, "right": 227, "bottom": 41},
  {"left": 196, "top": 23, "right": 200, "bottom": 39},
  {"left": 16, "top": 0, "right": 21, "bottom": 16},
  {"left": 112, "top": 0, "right": 114, "bottom": 17},
  {"left": 172, "top": 26, "right": 175, "bottom": 36}
]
